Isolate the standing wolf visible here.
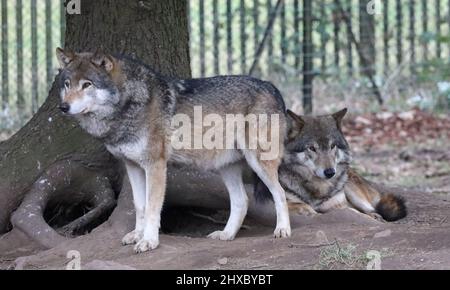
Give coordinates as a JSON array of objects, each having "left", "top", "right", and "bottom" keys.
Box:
[
  {"left": 56, "top": 48, "right": 291, "bottom": 253},
  {"left": 255, "top": 108, "right": 407, "bottom": 221}
]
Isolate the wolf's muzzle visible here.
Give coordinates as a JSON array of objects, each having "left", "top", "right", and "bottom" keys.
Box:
[
  {"left": 59, "top": 102, "right": 70, "bottom": 113},
  {"left": 324, "top": 168, "right": 336, "bottom": 179}
]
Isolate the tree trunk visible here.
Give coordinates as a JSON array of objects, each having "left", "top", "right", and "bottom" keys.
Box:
[
  {"left": 0, "top": 0, "right": 191, "bottom": 244},
  {"left": 359, "top": 0, "right": 375, "bottom": 76}
]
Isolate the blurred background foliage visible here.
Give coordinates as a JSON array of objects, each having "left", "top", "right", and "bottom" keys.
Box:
[{"left": 1, "top": 0, "right": 450, "bottom": 141}]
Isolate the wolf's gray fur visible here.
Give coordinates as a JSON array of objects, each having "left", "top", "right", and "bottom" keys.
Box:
[
  {"left": 280, "top": 109, "right": 352, "bottom": 208},
  {"left": 255, "top": 109, "right": 352, "bottom": 210},
  {"left": 56, "top": 48, "right": 291, "bottom": 253},
  {"left": 255, "top": 109, "right": 407, "bottom": 221}
]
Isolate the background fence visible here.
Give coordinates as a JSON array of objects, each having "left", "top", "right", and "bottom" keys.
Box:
[
  {"left": 189, "top": 0, "right": 450, "bottom": 113},
  {"left": 1, "top": 0, "right": 65, "bottom": 116},
  {"left": 1, "top": 0, "right": 450, "bottom": 133}
]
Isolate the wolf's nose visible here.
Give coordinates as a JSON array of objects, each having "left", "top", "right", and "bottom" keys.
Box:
[
  {"left": 324, "top": 168, "right": 336, "bottom": 179},
  {"left": 59, "top": 102, "right": 70, "bottom": 113}
]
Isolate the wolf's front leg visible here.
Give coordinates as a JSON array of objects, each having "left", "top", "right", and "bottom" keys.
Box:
[
  {"left": 288, "top": 202, "right": 318, "bottom": 216},
  {"left": 316, "top": 192, "right": 348, "bottom": 213},
  {"left": 134, "top": 159, "right": 167, "bottom": 253},
  {"left": 122, "top": 161, "right": 146, "bottom": 246}
]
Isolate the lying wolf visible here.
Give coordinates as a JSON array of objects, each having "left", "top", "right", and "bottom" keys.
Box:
[
  {"left": 255, "top": 108, "right": 407, "bottom": 222},
  {"left": 56, "top": 48, "right": 291, "bottom": 253}
]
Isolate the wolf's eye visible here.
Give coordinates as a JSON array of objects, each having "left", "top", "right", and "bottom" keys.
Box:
[
  {"left": 82, "top": 81, "right": 92, "bottom": 89},
  {"left": 308, "top": 146, "right": 317, "bottom": 152},
  {"left": 64, "top": 80, "right": 70, "bottom": 88},
  {"left": 331, "top": 143, "right": 336, "bottom": 150}
]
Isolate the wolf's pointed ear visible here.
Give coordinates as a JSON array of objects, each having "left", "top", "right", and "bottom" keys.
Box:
[
  {"left": 332, "top": 108, "right": 347, "bottom": 129},
  {"left": 91, "top": 49, "right": 115, "bottom": 73},
  {"left": 287, "top": 109, "right": 305, "bottom": 140},
  {"left": 56, "top": 47, "right": 74, "bottom": 68},
  {"left": 332, "top": 108, "right": 347, "bottom": 123}
]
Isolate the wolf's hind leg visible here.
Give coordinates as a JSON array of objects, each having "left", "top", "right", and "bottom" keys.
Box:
[
  {"left": 208, "top": 164, "right": 249, "bottom": 241},
  {"left": 345, "top": 187, "right": 376, "bottom": 214},
  {"left": 122, "top": 161, "right": 146, "bottom": 246},
  {"left": 344, "top": 188, "right": 386, "bottom": 221},
  {"left": 245, "top": 152, "right": 291, "bottom": 238}
]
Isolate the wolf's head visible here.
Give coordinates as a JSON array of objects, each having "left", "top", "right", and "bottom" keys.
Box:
[
  {"left": 56, "top": 48, "right": 121, "bottom": 117},
  {"left": 284, "top": 108, "right": 351, "bottom": 180}
]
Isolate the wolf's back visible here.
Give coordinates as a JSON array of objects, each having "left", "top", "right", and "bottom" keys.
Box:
[{"left": 177, "top": 75, "right": 286, "bottom": 113}]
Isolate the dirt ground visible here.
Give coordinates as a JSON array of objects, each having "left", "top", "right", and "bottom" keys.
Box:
[
  {"left": 1, "top": 109, "right": 449, "bottom": 270},
  {"left": 0, "top": 139, "right": 449, "bottom": 270}
]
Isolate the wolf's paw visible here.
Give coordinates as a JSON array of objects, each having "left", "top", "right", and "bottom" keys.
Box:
[
  {"left": 369, "top": 212, "right": 385, "bottom": 222},
  {"left": 289, "top": 203, "right": 318, "bottom": 216},
  {"left": 273, "top": 226, "right": 291, "bottom": 238},
  {"left": 121, "top": 230, "right": 143, "bottom": 246},
  {"left": 134, "top": 238, "right": 159, "bottom": 253},
  {"left": 207, "top": 230, "right": 235, "bottom": 241}
]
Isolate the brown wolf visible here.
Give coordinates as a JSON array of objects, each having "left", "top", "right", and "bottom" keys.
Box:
[
  {"left": 255, "top": 108, "right": 407, "bottom": 222},
  {"left": 56, "top": 48, "right": 291, "bottom": 253}
]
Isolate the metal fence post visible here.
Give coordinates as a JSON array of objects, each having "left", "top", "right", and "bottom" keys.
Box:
[
  {"left": 1, "top": 0, "right": 8, "bottom": 110},
  {"left": 199, "top": 0, "right": 205, "bottom": 77},
  {"left": 31, "top": 0, "right": 38, "bottom": 113},
  {"left": 303, "top": 0, "right": 313, "bottom": 114},
  {"left": 16, "top": 0, "right": 24, "bottom": 111},
  {"left": 46, "top": 0, "right": 53, "bottom": 91}
]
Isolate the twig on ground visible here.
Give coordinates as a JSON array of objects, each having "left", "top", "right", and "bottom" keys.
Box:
[
  {"left": 425, "top": 171, "right": 450, "bottom": 179},
  {"left": 188, "top": 211, "right": 252, "bottom": 230},
  {"left": 248, "top": 264, "right": 270, "bottom": 269},
  {"left": 288, "top": 239, "right": 337, "bottom": 249}
]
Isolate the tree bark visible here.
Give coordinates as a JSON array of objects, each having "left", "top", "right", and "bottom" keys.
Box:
[
  {"left": 359, "top": 0, "right": 375, "bottom": 76},
  {"left": 0, "top": 0, "right": 191, "bottom": 241}
]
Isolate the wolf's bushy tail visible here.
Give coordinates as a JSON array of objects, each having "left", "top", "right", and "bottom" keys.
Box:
[
  {"left": 255, "top": 168, "right": 407, "bottom": 222},
  {"left": 375, "top": 193, "right": 407, "bottom": 221}
]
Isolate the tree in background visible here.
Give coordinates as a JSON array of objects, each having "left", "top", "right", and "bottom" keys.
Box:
[{"left": 0, "top": 0, "right": 191, "bottom": 250}]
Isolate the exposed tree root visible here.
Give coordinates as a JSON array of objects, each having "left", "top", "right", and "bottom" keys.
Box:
[{"left": 10, "top": 160, "right": 117, "bottom": 249}]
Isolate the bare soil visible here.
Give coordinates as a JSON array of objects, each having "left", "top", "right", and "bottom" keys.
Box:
[
  {"left": 1, "top": 143, "right": 449, "bottom": 270},
  {"left": 1, "top": 115, "right": 449, "bottom": 270}
]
